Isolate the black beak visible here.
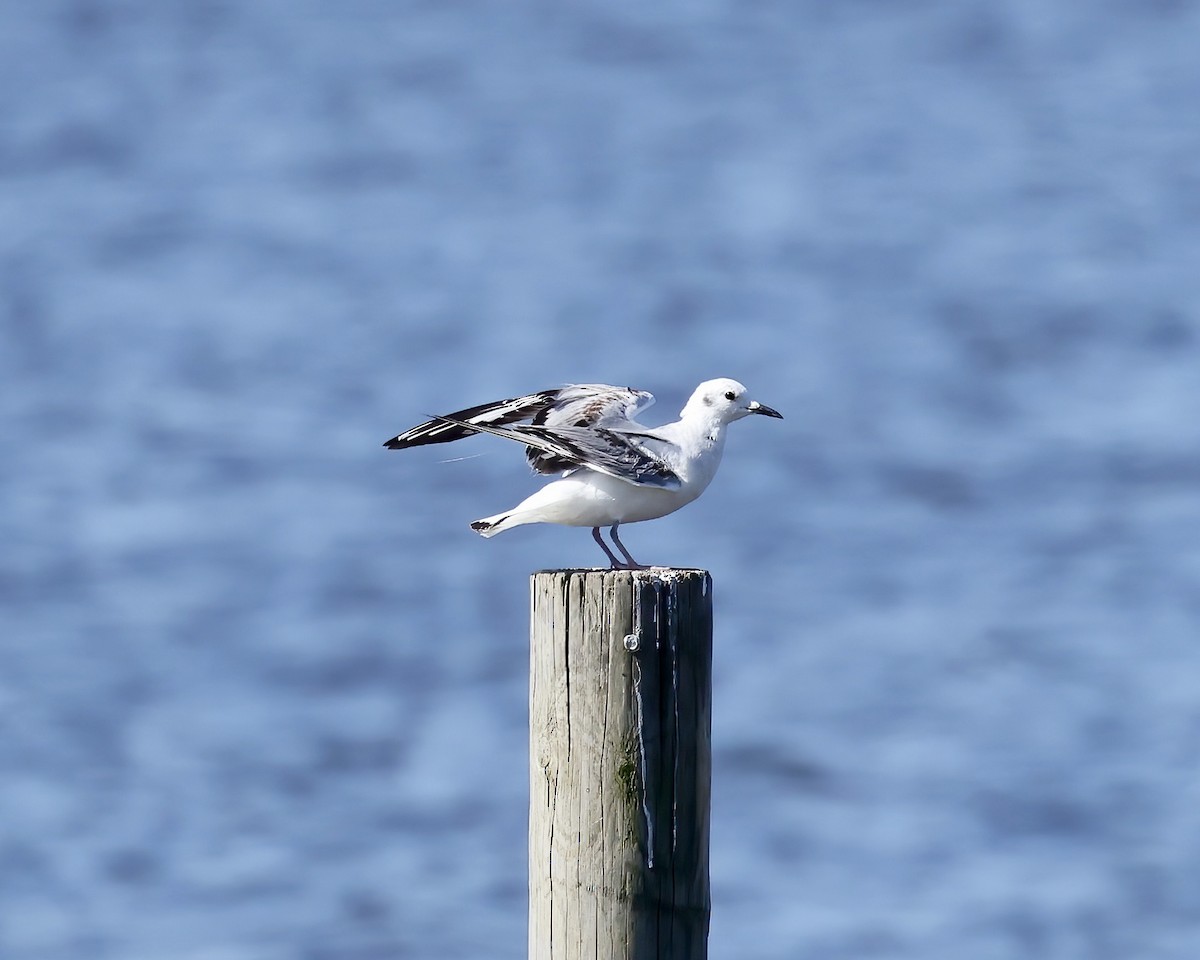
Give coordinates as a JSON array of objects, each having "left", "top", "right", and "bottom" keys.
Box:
[{"left": 748, "top": 401, "right": 783, "bottom": 419}]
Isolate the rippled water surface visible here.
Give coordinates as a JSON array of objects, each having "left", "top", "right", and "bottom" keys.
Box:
[{"left": 3, "top": 2, "right": 1200, "bottom": 957}]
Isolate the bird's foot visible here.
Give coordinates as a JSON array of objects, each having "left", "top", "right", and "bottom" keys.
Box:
[{"left": 609, "top": 559, "right": 651, "bottom": 571}]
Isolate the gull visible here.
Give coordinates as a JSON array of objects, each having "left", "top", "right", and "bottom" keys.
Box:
[{"left": 383, "top": 378, "right": 782, "bottom": 568}]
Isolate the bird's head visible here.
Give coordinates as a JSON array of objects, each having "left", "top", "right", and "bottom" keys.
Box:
[{"left": 683, "top": 378, "right": 784, "bottom": 423}]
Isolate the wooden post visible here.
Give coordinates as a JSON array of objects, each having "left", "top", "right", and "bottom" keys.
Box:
[{"left": 529, "top": 568, "right": 713, "bottom": 960}]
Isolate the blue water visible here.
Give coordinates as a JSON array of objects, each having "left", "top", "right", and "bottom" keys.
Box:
[{"left": 3, "top": 1, "right": 1200, "bottom": 957}]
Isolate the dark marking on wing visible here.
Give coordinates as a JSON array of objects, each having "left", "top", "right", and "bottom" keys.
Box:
[
  {"left": 426, "top": 414, "right": 681, "bottom": 490},
  {"left": 383, "top": 390, "right": 559, "bottom": 449},
  {"left": 385, "top": 384, "right": 660, "bottom": 484}
]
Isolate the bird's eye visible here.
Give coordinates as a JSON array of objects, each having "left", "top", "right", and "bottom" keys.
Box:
[{"left": 724, "top": 390, "right": 736, "bottom": 401}]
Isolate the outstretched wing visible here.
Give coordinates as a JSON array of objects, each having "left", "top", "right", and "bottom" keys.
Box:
[
  {"left": 426, "top": 414, "right": 682, "bottom": 490},
  {"left": 383, "top": 390, "right": 559, "bottom": 449},
  {"left": 383, "top": 384, "right": 659, "bottom": 477}
]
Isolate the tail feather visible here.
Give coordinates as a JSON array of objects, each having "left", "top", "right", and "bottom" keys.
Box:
[
  {"left": 470, "top": 514, "right": 510, "bottom": 538},
  {"left": 470, "top": 510, "right": 540, "bottom": 537}
]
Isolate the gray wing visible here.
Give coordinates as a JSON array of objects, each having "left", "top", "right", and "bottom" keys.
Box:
[
  {"left": 533, "top": 384, "right": 655, "bottom": 428},
  {"left": 426, "top": 414, "right": 682, "bottom": 489},
  {"left": 525, "top": 384, "right": 656, "bottom": 474},
  {"left": 384, "top": 383, "right": 659, "bottom": 475}
]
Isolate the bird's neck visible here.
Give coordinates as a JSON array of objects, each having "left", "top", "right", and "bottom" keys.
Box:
[
  {"left": 668, "top": 413, "right": 728, "bottom": 487},
  {"left": 678, "top": 400, "right": 728, "bottom": 437}
]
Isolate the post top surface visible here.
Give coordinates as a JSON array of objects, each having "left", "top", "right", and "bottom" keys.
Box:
[{"left": 532, "top": 567, "right": 710, "bottom": 579}]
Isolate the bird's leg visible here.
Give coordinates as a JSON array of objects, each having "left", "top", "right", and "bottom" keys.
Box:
[
  {"left": 591, "top": 526, "right": 624, "bottom": 569},
  {"left": 609, "top": 524, "right": 648, "bottom": 570}
]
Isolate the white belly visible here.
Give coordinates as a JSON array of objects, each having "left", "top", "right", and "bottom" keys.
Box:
[{"left": 510, "top": 471, "right": 699, "bottom": 528}]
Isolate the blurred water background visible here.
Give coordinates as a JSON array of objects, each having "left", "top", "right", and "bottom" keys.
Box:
[{"left": 3, "top": 1, "right": 1200, "bottom": 957}]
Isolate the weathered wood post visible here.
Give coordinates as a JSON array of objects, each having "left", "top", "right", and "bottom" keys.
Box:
[{"left": 529, "top": 568, "right": 713, "bottom": 960}]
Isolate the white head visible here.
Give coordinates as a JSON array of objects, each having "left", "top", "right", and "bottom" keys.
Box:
[{"left": 681, "top": 378, "right": 784, "bottom": 423}]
